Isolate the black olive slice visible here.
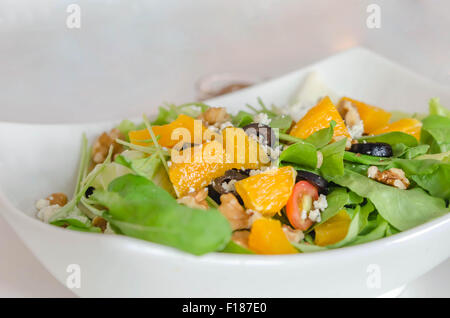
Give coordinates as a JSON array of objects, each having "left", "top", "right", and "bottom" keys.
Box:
[
  {"left": 349, "top": 142, "right": 393, "bottom": 157},
  {"left": 243, "top": 123, "right": 276, "bottom": 147},
  {"left": 296, "top": 170, "right": 329, "bottom": 194},
  {"left": 85, "top": 186, "right": 95, "bottom": 198},
  {"left": 208, "top": 169, "right": 248, "bottom": 205}
]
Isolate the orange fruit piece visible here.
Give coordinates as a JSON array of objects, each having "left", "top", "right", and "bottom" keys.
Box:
[
  {"left": 235, "top": 166, "right": 296, "bottom": 216},
  {"left": 248, "top": 218, "right": 297, "bottom": 254},
  {"left": 340, "top": 97, "right": 391, "bottom": 134},
  {"left": 314, "top": 210, "right": 351, "bottom": 246},
  {"left": 168, "top": 140, "right": 233, "bottom": 197},
  {"left": 290, "top": 96, "right": 350, "bottom": 141},
  {"left": 371, "top": 118, "right": 422, "bottom": 141},
  {"left": 222, "top": 127, "right": 270, "bottom": 169},
  {"left": 129, "top": 114, "right": 205, "bottom": 148}
]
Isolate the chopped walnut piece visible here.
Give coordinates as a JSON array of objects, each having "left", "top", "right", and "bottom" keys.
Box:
[
  {"left": 218, "top": 193, "right": 249, "bottom": 230},
  {"left": 367, "top": 166, "right": 410, "bottom": 189},
  {"left": 92, "top": 216, "right": 108, "bottom": 232},
  {"left": 338, "top": 100, "right": 360, "bottom": 127},
  {"left": 337, "top": 99, "right": 364, "bottom": 139},
  {"left": 177, "top": 188, "right": 209, "bottom": 210},
  {"left": 282, "top": 225, "right": 304, "bottom": 243},
  {"left": 231, "top": 230, "right": 250, "bottom": 249},
  {"left": 197, "top": 107, "right": 231, "bottom": 127},
  {"left": 46, "top": 193, "right": 68, "bottom": 207},
  {"left": 92, "top": 128, "right": 124, "bottom": 164}
]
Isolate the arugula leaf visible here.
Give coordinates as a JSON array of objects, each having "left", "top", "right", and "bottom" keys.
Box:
[
  {"left": 349, "top": 217, "right": 388, "bottom": 246},
  {"left": 152, "top": 102, "right": 210, "bottom": 125},
  {"left": 232, "top": 111, "right": 254, "bottom": 127},
  {"left": 317, "top": 188, "right": 349, "bottom": 224},
  {"left": 319, "top": 138, "right": 347, "bottom": 177},
  {"left": 420, "top": 115, "right": 450, "bottom": 153},
  {"left": 343, "top": 151, "right": 391, "bottom": 166},
  {"left": 329, "top": 169, "right": 448, "bottom": 231},
  {"left": 116, "top": 120, "right": 145, "bottom": 141},
  {"left": 51, "top": 206, "right": 92, "bottom": 228},
  {"left": 305, "top": 121, "right": 336, "bottom": 148},
  {"left": 347, "top": 191, "right": 364, "bottom": 205},
  {"left": 388, "top": 159, "right": 450, "bottom": 200},
  {"left": 416, "top": 151, "right": 450, "bottom": 162},
  {"left": 429, "top": 97, "right": 450, "bottom": 119},
  {"left": 326, "top": 207, "right": 362, "bottom": 248},
  {"left": 221, "top": 241, "right": 254, "bottom": 254},
  {"left": 279, "top": 141, "right": 318, "bottom": 169},
  {"left": 357, "top": 132, "right": 418, "bottom": 147},
  {"left": 292, "top": 242, "right": 327, "bottom": 253},
  {"left": 91, "top": 174, "right": 232, "bottom": 255}
]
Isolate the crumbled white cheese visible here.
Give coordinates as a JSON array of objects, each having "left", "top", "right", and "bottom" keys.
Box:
[
  {"left": 37, "top": 205, "right": 61, "bottom": 223},
  {"left": 308, "top": 209, "right": 322, "bottom": 222},
  {"left": 167, "top": 161, "right": 172, "bottom": 167},
  {"left": 219, "top": 121, "right": 233, "bottom": 131},
  {"left": 35, "top": 199, "right": 50, "bottom": 210},
  {"left": 316, "top": 151, "right": 323, "bottom": 169},
  {"left": 188, "top": 186, "right": 196, "bottom": 193},
  {"left": 367, "top": 166, "right": 378, "bottom": 179},
  {"left": 248, "top": 166, "right": 276, "bottom": 176},
  {"left": 313, "top": 194, "right": 328, "bottom": 211},
  {"left": 301, "top": 209, "right": 308, "bottom": 220},
  {"left": 253, "top": 113, "right": 271, "bottom": 126},
  {"left": 348, "top": 119, "right": 364, "bottom": 139},
  {"left": 221, "top": 179, "right": 237, "bottom": 192}
]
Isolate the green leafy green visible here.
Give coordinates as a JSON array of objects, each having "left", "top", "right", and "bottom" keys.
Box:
[
  {"left": 152, "top": 102, "right": 210, "bottom": 125},
  {"left": 343, "top": 151, "right": 391, "bottom": 166},
  {"left": 388, "top": 159, "right": 450, "bottom": 200},
  {"left": 116, "top": 120, "right": 145, "bottom": 141},
  {"left": 319, "top": 138, "right": 347, "bottom": 178},
  {"left": 232, "top": 111, "right": 254, "bottom": 127},
  {"left": 279, "top": 141, "right": 317, "bottom": 169},
  {"left": 305, "top": 121, "right": 336, "bottom": 148},
  {"left": 316, "top": 188, "right": 349, "bottom": 224},
  {"left": 221, "top": 241, "right": 254, "bottom": 254},
  {"left": 329, "top": 169, "right": 448, "bottom": 231},
  {"left": 429, "top": 97, "right": 450, "bottom": 119},
  {"left": 420, "top": 115, "right": 450, "bottom": 153},
  {"left": 357, "top": 132, "right": 418, "bottom": 147},
  {"left": 91, "top": 174, "right": 232, "bottom": 255}
]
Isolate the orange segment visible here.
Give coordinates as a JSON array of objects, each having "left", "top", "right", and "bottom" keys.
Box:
[
  {"left": 235, "top": 166, "right": 296, "bottom": 216},
  {"left": 168, "top": 140, "right": 232, "bottom": 197},
  {"left": 290, "top": 96, "right": 350, "bottom": 140},
  {"left": 222, "top": 127, "right": 270, "bottom": 169},
  {"left": 248, "top": 218, "right": 297, "bottom": 254},
  {"left": 314, "top": 210, "right": 351, "bottom": 246},
  {"left": 129, "top": 114, "right": 205, "bottom": 148},
  {"left": 371, "top": 118, "right": 422, "bottom": 141},
  {"left": 340, "top": 97, "right": 391, "bottom": 134}
]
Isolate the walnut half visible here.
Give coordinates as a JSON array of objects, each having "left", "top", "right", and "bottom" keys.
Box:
[
  {"left": 177, "top": 188, "right": 209, "bottom": 210},
  {"left": 197, "top": 107, "right": 231, "bottom": 127},
  {"left": 92, "top": 128, "right": 124, "bottom": 164},
  {"left": 218, "top": 193, "right": 249, "bottom": 231},
  {"left": 367, "top": 166, "right": 410, "bottom": 189}
]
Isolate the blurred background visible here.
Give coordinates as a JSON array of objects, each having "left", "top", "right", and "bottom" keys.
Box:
[
  {"left": 0, "top": 0, "right": 448, "bottom": 123},
  {"left": 0, "top": 0, "right": 448, "bottom": 297}
]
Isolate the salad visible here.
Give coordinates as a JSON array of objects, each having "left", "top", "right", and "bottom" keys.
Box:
[{"left": 35, "top": 92, "right": 450, "bottom": 255}]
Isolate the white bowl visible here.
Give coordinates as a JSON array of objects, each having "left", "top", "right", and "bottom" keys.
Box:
[{"left": 0, "top": 47, "right": 449, "bottom": 297}]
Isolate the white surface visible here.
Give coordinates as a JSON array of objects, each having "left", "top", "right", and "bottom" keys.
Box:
[
  {"left": 0, "top": 210, "right": 448, "bottom": 297},
  {"left": 0, "top": 48, "right": 449, "bottom": 298},
  {"left": 0, "top": 1, "right": 449, "bottom": 297}
]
